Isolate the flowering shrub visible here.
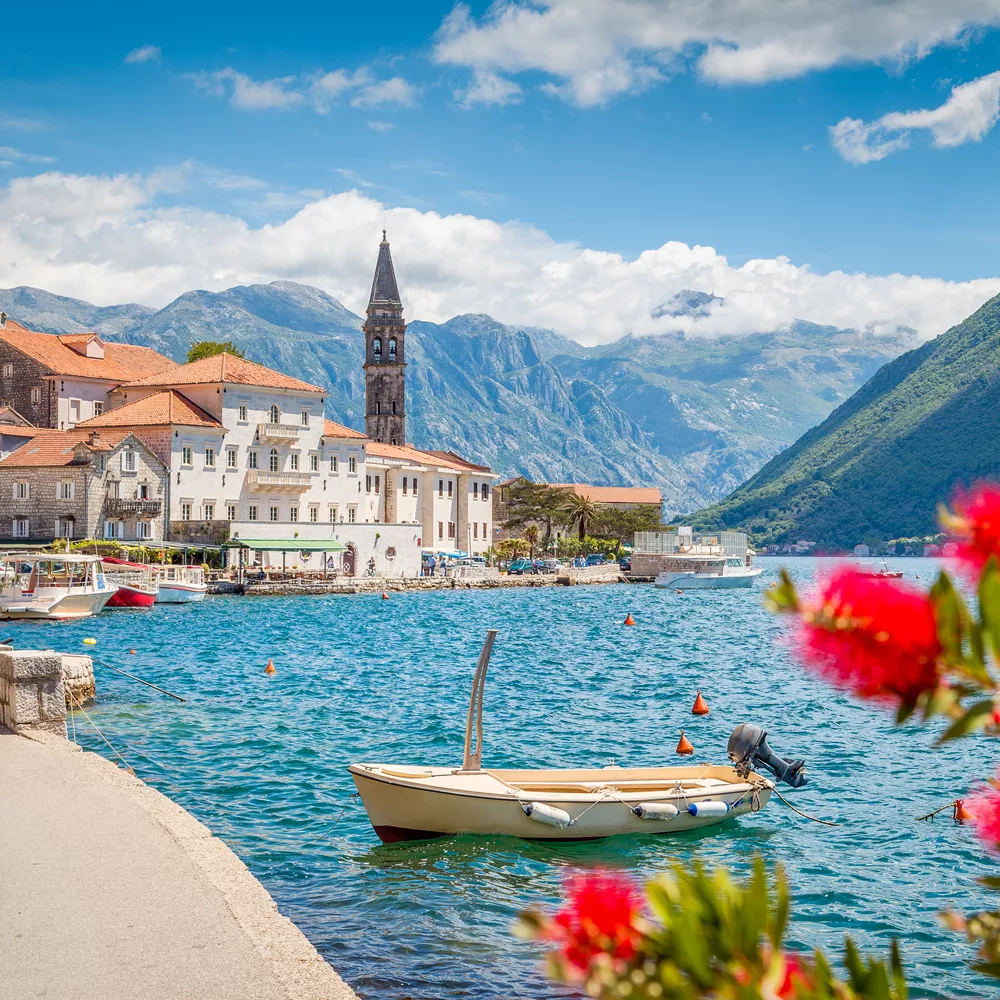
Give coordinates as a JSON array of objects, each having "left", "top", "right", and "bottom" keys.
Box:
[{"left": 518, "top": 484, "right": 1000, "bottom": 998}]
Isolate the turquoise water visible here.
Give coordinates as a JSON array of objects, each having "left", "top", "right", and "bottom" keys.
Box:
[{"left": 20, "top": 557, "right": 997, "bottom": 998}]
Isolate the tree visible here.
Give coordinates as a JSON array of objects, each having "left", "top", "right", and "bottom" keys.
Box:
[
  {"left": 522, "top": 524, "right": 540, "bottom": 558},
  {"left": 501, "top": 479, "right": 568, "bottom": 550},
  {"left": 187, "top": 341, "right": 245, "bottom": 363},
  {"left": 561, "top": 493, "right": 600, "bottom": 542},
  {"left": 593, "top": 504, "right": 663, "bottom": 554}
]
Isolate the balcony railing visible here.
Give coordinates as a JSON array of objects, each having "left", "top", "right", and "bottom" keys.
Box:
[
  {"left": 256, "top": 422, "right": 300, "bottom": 442},
  {"left": 105, "top": 497, "right": 163, "bottom": 516},
  {"left": 246, "top": 469, "right": 312, "bottom": 491}
]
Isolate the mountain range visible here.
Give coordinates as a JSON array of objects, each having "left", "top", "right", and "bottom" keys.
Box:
[
  {"left": 0, "top": 282, "right": 916, "bottom": 512},
  {"left": 693, "top": 292, "right": 1000, "bottom": 548}
]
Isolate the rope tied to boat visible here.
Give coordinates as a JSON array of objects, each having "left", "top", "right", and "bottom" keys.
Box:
[{"left": 768, "top": 783, "right": 838, "bottom": 826}]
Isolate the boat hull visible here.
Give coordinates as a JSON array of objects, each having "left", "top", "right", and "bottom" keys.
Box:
[
  {"left": 655, "top": 568, "right": 762, "bottom": 590},
  {"left": 155, "top": 583, "right": 207, "bottom": 604},
  {"left": 0, "top": 586, "right": 118, "bottom": 620},
  {"left": 106, "top": 584, "right": 157, "bottom": 608},
  {"left": 349, "top": 764, "right": 771, "bottom": 843}
]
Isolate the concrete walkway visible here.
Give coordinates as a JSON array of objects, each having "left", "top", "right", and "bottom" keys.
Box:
[{"left": 0, "top": 729, "right": 357, "bottom": 1000}]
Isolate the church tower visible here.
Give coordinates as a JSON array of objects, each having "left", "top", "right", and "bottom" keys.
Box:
[{"left": 363, "top": 231, "right": 406, "bottom": 445}]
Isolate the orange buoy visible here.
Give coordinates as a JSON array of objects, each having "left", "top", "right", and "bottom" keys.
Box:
[
  {"left": 676, "top": 730, "right": 694, "bottom": 755},
  {"left": 624, "top": 612, "right": 636, "bottom": 626},
  {"left": 129, "top": 649, "right": 136, "bottom": 655},
  {"left": 955, "top": 799, "right": 973, "bottom": 823},
  {"left": 381, "top": 591, "right": 390, "bottom": 600},
  {"left": 264, "top": 658, "right": 276, "bottom": 675},
  {"left": 692, "top": 690, "right": 709, "bottom": 716}
]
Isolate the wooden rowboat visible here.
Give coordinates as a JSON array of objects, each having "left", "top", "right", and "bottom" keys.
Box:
[{"left": 349, "top": 630, "right": 775, "bottom": 843}]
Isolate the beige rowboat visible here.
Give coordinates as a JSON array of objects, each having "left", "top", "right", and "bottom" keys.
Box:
[{"left": 349, "top": 630, "right": 773, "bottom": 843}]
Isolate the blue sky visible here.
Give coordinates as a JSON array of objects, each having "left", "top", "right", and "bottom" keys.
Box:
[{"left": 2, "top": 1, "right": 1000, "bottom": 343}]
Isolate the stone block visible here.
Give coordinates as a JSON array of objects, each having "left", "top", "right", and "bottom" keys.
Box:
[
  {"left": 39, "top": 677, "right": 66, "bottom": 721},
  {"left": 10, "top": 651, "right": 63, "bottom": 681},
  {"left": 13, "top": 682, "right": 40, "bottom": 723}
]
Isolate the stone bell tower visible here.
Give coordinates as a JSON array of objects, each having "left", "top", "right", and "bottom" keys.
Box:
[{"left": 363, "top": 231, "right": 406, "bottom": 445}]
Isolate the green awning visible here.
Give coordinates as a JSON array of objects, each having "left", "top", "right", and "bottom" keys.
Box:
[{"left": 223, "top": 538, "right": 348, "bottom": 552}]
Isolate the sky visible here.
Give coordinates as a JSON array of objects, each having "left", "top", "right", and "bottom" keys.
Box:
[{"left": 3, "top": 0, "right": 1000, "bottom": 344}]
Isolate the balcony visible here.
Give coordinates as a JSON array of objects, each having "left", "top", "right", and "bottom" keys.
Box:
[
  {"left": 256, "top": 422, "right": 300, "bottom": 442},
  {"left": 246, "top": 469, "right": 312, "bottom": 492},
  {"left": 105, "top": 497, "right": 163, "bottom": 516}
]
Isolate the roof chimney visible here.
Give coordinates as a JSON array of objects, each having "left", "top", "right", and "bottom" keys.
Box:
[
  {"left": 88, "top": 430, "right": 101, "bottom": 447},
  {"left": 0, "top": 312, "right": 6, "bottom": 328}
]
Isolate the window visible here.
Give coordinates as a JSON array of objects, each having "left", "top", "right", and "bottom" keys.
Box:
[
  {"left": 122, "top": 449, "right": 136, "bottom": 473},
  {"left": 181, "top": 502, "right": 192, "bottom": 521},
  {"left": 93, "top": 400, "right": 103, "bottom": 416},
  {"left": 331, "top": 455, "right": 339, "bottom": 473},
  {"left": 289, "top": 453, "right": 299, "bottom": 472},
  {"left": 448, "top": 480, "right": 453, "bottom": 498},
  {"left": 373, "top": 337, "right": 382, "bottom": 359},
  {"left": 58, "top": 480, "right": 74, "bottom": 500},
  {"left": 438, "top": 521, "right": 444, "bottom": 539},
  {"left": 366, "top": 474, "right": 372, "bottom": 493},
  {"left": 226, "top": 503, "right": 237, "bottom": 521},
  {"left": 391, "top": 400, "right": 396, "bottom": 415},
  {"left": 249, "top": 505, "right": 258, "bottom": 521},
  {"left": 104, "top": 520, "right": 124, "bottom": 539},
  {"left": 329, "top": 506, "right": 338, "bottom": 522},
  {"left": 203, "top": 503, "right": 215, "bottom": 521},
  {"left": 13, "top": 518, "right": 29, "bottom": 538},
  {"left": 204, "top": 447, "right": 215, "bottom": 468},
  {"left": 388, "top": 338, "right": 397, "bottom": 361},
  {"left": 348, "top": 456, "right": 357, "bottom": 474},
  {"left": 248, "top": 450, "right": 258, "bottom": 470},
  {"left": 268, "top": 404, "right": 279, "bottom": 424},
  {"left": 182, "top": 446, "right": 193, "bottom": 466},
  {"left": 269, "top": 505, "right": 279, "bottom": 522},
  {"left": 310, "top": 454, "right": 318, "bottom": 472},
  {"left": 138, "top": 483, "right": 149, "bottom": 499},
  {"left": 289, "top": 507, "right": 298, "bottom": 523},
  {"left": 30, "top": 387, "right": 41, "bottom": 405},
  {"left": 13, "top": 481, "right": 28, "bottom": 500},
  {"left": 375, "top": 400, "right": 381, "bottom": 415},
  {"left": 374, "top": 475, "right": 380, "bottom": 495},
  {"left": 438, "top": 480, "right": 444, "bottom": 497},
  {"left": 301, "top": 410, "right": 309, "bottom": 427},
  {"left": 473, "top": 482, "right": 479, "bottom": 500},
  {"left": 483, "top": 522, "right": 488, "bottom": 538},
  {"left": 448, "top": 522, "right": 456, "bottom": 539},
  {"left": 1, "top": 364, "right": 12, "bottom": 378},
  {"left": 238, "top": 404, "right": 248, "bottom": 422},
  {"left": 136, "top": 521, "right": 151, "bottom": 539},
  {"left": 227, "top": 448, "right": 238, "bottom": 469},
  {"left": 482, "top": 484, "right": 490, "bottom": 502},
  {"left": 309, "top": 506, "right": 318, "bottom": 523},
  {"left": 347, "top": 506, "right": 356, "bottom": 523},
  {"left": 402, "top": 477, "right": 408, "bottom": 495},
  {"left": 412, "top": 477, "right": 418, "bottom": 495},
  {"left": 99, "top": 455, "right": 105, "bottom": 473},
  {"left": 269, "top": 448, "right": 279, "bottom": 472},
  {"left": 55, "top": 517, "right": 74, "bottom": 539},
  {"left": 474, "top": 523, "right": 478, "bottom": 539},
  {"left": 108, "top": 480, "right": 120, "bottom": 499}
]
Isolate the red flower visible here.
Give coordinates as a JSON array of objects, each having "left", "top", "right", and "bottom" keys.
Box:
[
  {"left": 774, "top": 953, "right": 810, "bottom": 998},
  {"left": 967, "top": 780, "right": 1000, "bottom": 850},
  {"left": 945, "top": 484, "right": 1000, "bottom": 575},
  {"left": 546, "top": 871, "right": 642, "bottom": 974},
  {"left": 796, "top": 565, "right": 941, "bottom": 702}
]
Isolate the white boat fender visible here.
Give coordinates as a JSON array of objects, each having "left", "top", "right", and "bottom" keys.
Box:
[
  {"left": 632, "top": 802, "right": 679, "bottom": 821},
  {"left": 687, "top": 800, "right": 729, "bottom": 818},
  {"left": 522, "top": 801, "right": 573, "bottom": 829}
]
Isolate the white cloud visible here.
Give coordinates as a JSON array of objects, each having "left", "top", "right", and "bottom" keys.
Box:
[
  {"left": 457, "top": 70, "right": 523, "bottom": 108},
  {"left": 434, "top": 0, "right": 1000, "bottom": 106},
  {"left": 0, "top": 146, "right": 55, "bottom": 165},
  {"left": 367, "top": 120, "right": 395, "bottom": 132},
  {"left": 191, "top": 68, "right": 305, "bottom": 111},
  {"left": 1, "top": 169, "right": 998, "bottom": 349},
  {"left": 308, "top": 68, "right": 372, "bottom": 112},
  {"left": 350, "top": 77, "right": 418, "bottom": 109},
  {"left": 125, "top": 45, "right": 162, "bottom": 65},
  {"left": 832, "top": 70, "right": 1000, "bottom": 162}
]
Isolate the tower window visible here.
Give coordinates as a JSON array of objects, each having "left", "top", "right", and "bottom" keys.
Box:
[
  {"left": 391, "top": 400, "right": 396, "bottom": 415},
  {"left": 388, "top": 338, "right": 397, "bottom": 360},
  {"left": 373, "top": 337, "right": 382, "bottom": 360},
  {"left": 376, "top": 400, "right": 381, "bottom": 415}
]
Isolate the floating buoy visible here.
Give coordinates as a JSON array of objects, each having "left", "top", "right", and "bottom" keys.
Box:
[
  {"left": 83, "top": 638, "right": 97, "bottom": 646},
  {"left": 633, "top": 802, "right": 679, "bottom": 821},
  {"left": 264, "top": 658, "right": 276, "bottom": 675},
  {"left": 624, "top": 612, "right": 636, "bottom": 626},
  {"left": 675, "top": 589, "right": 684, "bottom": 595},
  {"left": 692, "top": 690, "right": 710, "bottom": 716},
  {"left": 381, "top": 591, "right": 390, "bottom": 600},
  {"left": 676, "top": 730, "right": 694, "bottom": 755},
  {"left": 129, "top": 649, "right": 136, "bottom": 655},
  {"left": 955, "top": 799, "right": 973, "bottom": 823},
  {"left": 688, "top": 800, "right": 728, "bottom": 818},
  {"left": 522, "top": 801, "right": 572, "bottom": 829}
]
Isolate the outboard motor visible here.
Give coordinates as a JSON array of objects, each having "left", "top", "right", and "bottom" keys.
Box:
[{"left": 728, "top": 723, "right": 807, "bottom": 789}]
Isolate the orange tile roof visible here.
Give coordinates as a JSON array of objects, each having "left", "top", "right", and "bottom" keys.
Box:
[
  {"left": 551, "top": 483, "right": 663, "bottom": 505},
  {"left": 76, "top": 390, "right": 222, "bottom": 429},
  {"left": 366, "top": 441, "right": 494, "bottom": 475},
  {"left": 0, "top": 320, "right": 176, "bottom": 381},
  {"left": 121, "top": 351, "right": 324, "bottom": 394},
  {"left": 0, "top": 425, "right": 62, "bottom": 438},
  {"left": 323, "top": 418, "right": 366, "bottom": 439},
  {"left": 0, "top": 429, "right": 133, "bottom": 468},
  {"left": 422, "top": 449, "right": 493, "bottom": 473}
]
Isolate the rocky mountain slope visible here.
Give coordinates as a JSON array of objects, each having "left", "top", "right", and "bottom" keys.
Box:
[
  {"left": 0, "top": 282, "right": 915, "bottom": 511},
  {"left": 692, "top": 293, "right": 1000, "bottom": 548}
]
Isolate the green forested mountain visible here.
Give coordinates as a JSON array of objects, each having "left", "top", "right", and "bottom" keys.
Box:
[{"left": 692, "top": 293, "right": 1000, "bottom": 549}]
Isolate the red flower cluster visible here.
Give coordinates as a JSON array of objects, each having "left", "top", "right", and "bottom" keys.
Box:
[
  {"left": 774, "top": 953, "right": 811, "bottom": 998},
  {"left": 547, "top": 871, "right": 642, "bottom": 975},
  {"left": 947, "top": 485, "right": 1000, "bottom": 575},
  {"left": 796, "top": 565, "right": 941, "bottom": 702},
  {"left": 967, "top": 780, "right": 1000, "bottom": 851}
]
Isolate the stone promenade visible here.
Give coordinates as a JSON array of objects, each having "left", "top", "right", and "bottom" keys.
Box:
[{"left": 0, "top": 728, "right": 357, "bottom": 1000}]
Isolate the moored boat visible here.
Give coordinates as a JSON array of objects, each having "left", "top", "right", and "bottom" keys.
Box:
[
  {"left": 102, "top": 557, "right": 158, "bottom": 608},
  {"left": 151, "top": 564, "right": 208, "bottom": 603},
  {"left": 350, "top": 632, "right": 806, "bottom": 843},
  {"left": 653, "top": 555, "right": 763, "bottom": 590},
  {"left": 0, "top": 553, "right": 118, "bottom": 620}
]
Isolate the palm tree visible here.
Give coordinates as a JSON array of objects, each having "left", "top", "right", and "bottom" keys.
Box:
[
  {"left": 523, "top": 524, "right": 540, "bottom": 558},
  {"left": 561, "top": 494, "right": 600, "bottom": 543}
]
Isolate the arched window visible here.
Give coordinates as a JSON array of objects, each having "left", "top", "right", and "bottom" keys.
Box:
[
  {"left": 375, "top": 400, "right": 381, "bottom": 415},
  {"left": 388, "top": 338, "right": 397, "bottom": 360},
  {"left": 269, "top": 404, "right": 279, "bottom": 424},
  {"left": 391, "top": 400, "right": 396, "bottom": 415},
  {"left": 269, "top": 448, "right": 279, "bottom": 472},
  {"left": 373, "top": 337, "right": 382, "bottom": 360}
]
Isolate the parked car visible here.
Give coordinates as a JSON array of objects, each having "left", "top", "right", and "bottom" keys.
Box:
[
  {"left": 618, "top": 556, "right": 631, "bottom": 571},
  {"left": 585, "top": 554, "right": 606, "bottom": 566},
  {"left": 536, "top": 559, "right": 562, "bottom": 573},
  {"left": 507, "top": 558, "right": 538, "bottom": 575}
]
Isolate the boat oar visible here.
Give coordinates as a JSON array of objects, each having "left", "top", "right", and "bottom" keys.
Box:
[{"left": 93, "top": 657, "right": 187, "bottom": 703}]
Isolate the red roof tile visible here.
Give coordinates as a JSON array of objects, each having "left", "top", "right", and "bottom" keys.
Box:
[
  {"left": 366, "top": 441, "right": 494, "bottom": 475},
  {"left": 0, "top": 429, "right": 133, "bottom": 467},
  {"left": 121, "top": 351, "right": 324, "bottom": 393},
  {"left": 76, "top": 390, "right": 222, "bottom": 429},
  {"left": 551, "top": 483, "right": 663, "bottom": 505},
  {"left": 322, "top": 418, "right": 366, "bottom": 440}
]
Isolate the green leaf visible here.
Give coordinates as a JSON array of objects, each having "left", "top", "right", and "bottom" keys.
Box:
[
  {"left": 980, "top": 557, "right": 1000, "bottom": 661},
  {"left": 931, "top": 571, "right": 966, "bottom": 665},
  {"left": 970, "top": 961, "right": 1000, "bottom": 980},
  {"left": 896, "top": 700, "right": 917, "bottom": 725},
  {"left": 890, "top": 938, "right": 907, "bottom": 999},
  {"left": 978, "top": 876, "right": 1000, "bottom": 892},
  {"left": 765, "top": 568, "right": 799, "bottom": 613},
  {"left": 936, "top": 699, "right": 995, "bottom": 744}
]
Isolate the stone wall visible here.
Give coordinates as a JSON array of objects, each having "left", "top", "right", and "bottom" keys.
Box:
[
  {"left": 0, "top": 339, "right": 59, "bottom": 427},
  {"left": 61, "top": 654, "right": 95, "bottom": 706},
  {"left": 0, "top": 647, "right": 67, "bottom": 736},
  {"left": 0, "top": 465, "right": 88, "bottom": 541}
]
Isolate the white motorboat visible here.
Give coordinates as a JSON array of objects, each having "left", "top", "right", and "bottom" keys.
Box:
[
  {"left": 0, "top": 553, "right": 118, "bottom": 620},
  {"left": 654, "top": 555, "right": 763, "bottom": 590},
  {"left": 350, "top": 632, "right": 805, "bottom": 843},
  {"left": 151, "top": 564, "right": 207, "bottom": 603}
]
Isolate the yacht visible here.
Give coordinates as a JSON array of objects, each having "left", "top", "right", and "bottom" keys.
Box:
[
  {"left": 0, "top": 553, "right": 118, "bottom": 620},
  {"left": 639, "top": 527, "right": 763, "bottom": 590},
  {"left": 152, "top": 564, "right": 208, "bottom": 603},
  {"left": 654, "top": 554, "right": 763, "bottom": 590}
]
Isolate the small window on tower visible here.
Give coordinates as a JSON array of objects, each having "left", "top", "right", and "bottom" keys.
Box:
[
  {"left": 376, "top": 400, "right": 381, "bottom": 415},
  {"left": 373, "top": 337, "right": 382, "bottom": 359},
  {"left": 388, "top": 338, "right": 397, "bottom": 360},
  {"left": 391, "top": 400, "right": 396, "bottom": 415}
]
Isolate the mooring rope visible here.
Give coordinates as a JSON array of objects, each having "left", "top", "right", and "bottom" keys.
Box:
[
  {"left": 66, "top": 689, "right": 134, "bottom": 775},
  {"left": 93, "top": 658, "right": 187, "bottom": 703},
  {"left": 769, "top": 784, "right": 838, "bottom": 826}
]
